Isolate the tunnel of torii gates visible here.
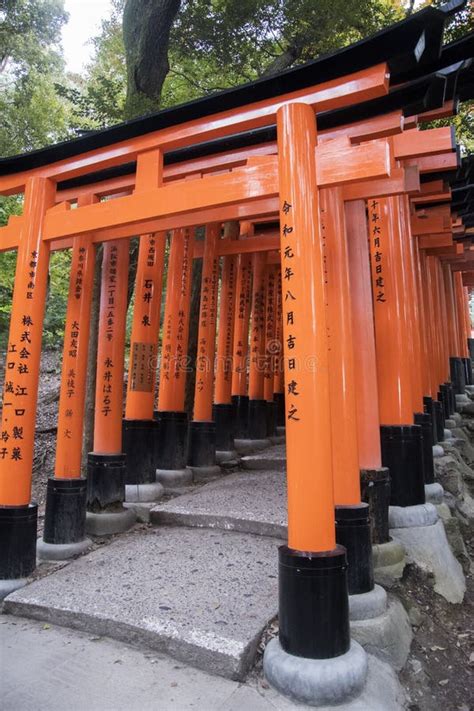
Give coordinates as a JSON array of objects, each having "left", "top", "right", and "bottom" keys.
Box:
[{"left": 0, "top": 0, "right": 473, "bottom": 680}]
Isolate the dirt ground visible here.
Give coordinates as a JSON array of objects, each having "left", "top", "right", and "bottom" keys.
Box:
[{"left": 1, "top": 348, "right": 473, "bottom": 709}]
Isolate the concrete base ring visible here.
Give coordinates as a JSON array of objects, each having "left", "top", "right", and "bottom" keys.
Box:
[
  {"left": 85, "top": 509, "right": 136, "bottom": 536},
  {"left": 263, "top": 638, "right": 368, "bottom": 707},
  {"left": 37, "top": 537, "right": 92, "bottom": 561},
  {"left": 0, "top": 578, "right": 28, "bottom": 601},
  {"left": 125, "top": 482, "right": 164, "bottom": 503},
  {"left": 156, "top": 468, "right": 193, "bottom": 488},
  {"left": 349, "top": 584, "right": 387, "bottom": 621}
]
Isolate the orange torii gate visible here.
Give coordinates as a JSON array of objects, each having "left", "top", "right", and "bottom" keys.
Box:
[{"left": 0, "top": 1, "right": 472, "bottom": 703}]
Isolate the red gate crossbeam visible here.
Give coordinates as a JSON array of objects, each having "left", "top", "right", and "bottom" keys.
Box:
[
  {"left": 0, "top": 138, "right": 393, "bottom": 251},
  {"left": 0, "top": 63, "right": 388, "bottom": 196},
  {"left": 0, "top": 125, "right": 455, "bottom": 254}
]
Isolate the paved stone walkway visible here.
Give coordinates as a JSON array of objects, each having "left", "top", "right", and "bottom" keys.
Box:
[
  {"left": 151, "top": 469, "right": 287, "bottom": 538},
  {"left": 0, "top": 616, "right": 404, "bottom": 711}
]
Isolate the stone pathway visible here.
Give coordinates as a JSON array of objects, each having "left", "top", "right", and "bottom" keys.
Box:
[
  {"left": 151, "top": 469, "right": 287, "bottom": 538},
  {"left": 0, "top": 616, "right": 404, "bottom": 711},
  {"left": 4, "top": 526, "right": 279, "bottom": 681}
]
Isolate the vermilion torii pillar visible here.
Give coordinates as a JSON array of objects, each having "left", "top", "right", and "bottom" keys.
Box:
[
  {"left": 247, "top": 250, "right": 268, "bottom": 440},
  {"left": 86, "top": 239, "right": 136, "bottom": 535},
  {"left": 263, "top": 264, "right": 277, "bottom": 437},
  {"left": 264, "top": 103, "right": 360, "bottom": 676},
  {"left": 345, "top": 200, "right": 391, "bottom": 544},
  {"left": 452, "top": 270, "right": 469, "bottom": 393},
  {"left": 368, "top": 196, "right": 425, "bottom": 508},
  {"left": 213, "top": 223, "right": 238, "bottom": 458},
  {"left": 38, "top": 193, "right": 97, "bottom": 559},
  {"left": 399, "top": 196, "right": 435, "bottom": 488},
  {"left": 0, "top": 176, "right": 55, "bottom": 593},
  {"left": 273, "top": 267, "right": 285, "bottom": 428},
  {"left": 321, "top": 188, "right": 374, "bottom": 596},
  {"left": 187, "top": 223, "right": 221, "bottom": 475},
  {"left": 155, "top": 228, "right": 195, "bottom": 488},
  {"left": 122, "top": 231, "right": 166, "bottom": 497},
  {"left": 231, "top": 228, "right": 252, "bottom": 440}
]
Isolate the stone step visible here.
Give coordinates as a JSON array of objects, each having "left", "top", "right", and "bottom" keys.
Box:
[
  {"left": 4, "top": 526, "right": 279, "bottom": 681},
  {"left": 241, "top": 444, "right": 286, "bottom": 471},
  {"left": 151, "top": 469, "right": 287, "bottom": 539}
]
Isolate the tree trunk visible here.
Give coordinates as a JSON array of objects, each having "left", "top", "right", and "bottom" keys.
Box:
[{"left": 123, "top": 0, "right": 182, "bottom": 118}]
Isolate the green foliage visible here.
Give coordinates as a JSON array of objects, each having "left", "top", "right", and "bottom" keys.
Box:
[{"left": 0, "top": 0, "right": 68, "bottom": 77}]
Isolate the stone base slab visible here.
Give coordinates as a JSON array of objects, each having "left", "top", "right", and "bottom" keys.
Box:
[
  {"left": 372, "top": 540, "right": 406, "bottom": 588},
  {"left": 350, "top": 597, "right": 412, "bottom": 671},
  {"left": 391, "top": 518, "right": 466, "bottom": 603}
]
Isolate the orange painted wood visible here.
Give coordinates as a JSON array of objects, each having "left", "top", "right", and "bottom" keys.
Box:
[
  {"left": 419, "top": 234, "right": 453, "bottom": 249},
  {"left": 214, "top": 223, "right": 238, "bottom": 405},
  {"left": 157, "top": 228, "right": 195, "bottom": 411},
  {"left": 343, "top": 167, "right": 418, "bottom": 201},
  {"left": 0, "top": 177, "right": 55, "bottom": 505},
  {"left": 0, "top": 63, "right": 388, "bottom": 195},
  {"left": 368, "top": 196, "right": 414, "bottom": 424},
  {"left": 345, "top": 199, "right": 382, "bottom": 469},
  {"left": 124, "top": 233, "right": 167, "bottom": 420},
  {"left": 321, "top": 188, "right": 360, "bottom": 505},
  {"left": 248, "top": 251, "right": 267, "bottom": 400},
  {"left": 55, "top": 194, "right": 97, "bottom": 478},
  {"left": 231, "top": 237, "right": 252, "bottom": 398},
  {"left": 93, "top": 240, "right": 130, "bottom": 454},
  {"left": 263, "top": 265, "right": 278, "bottom": 402},
  {"left": 193, "top": 224, "right": 220, "bottom": 421},
  {"left": 277, "top": 102, "right": 335, "bottom": 552},
  {"left": 393, "top": 127, "right": 454, "bottom": 160}
]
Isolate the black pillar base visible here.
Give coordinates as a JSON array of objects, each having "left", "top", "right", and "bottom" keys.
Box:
[
  {"left": 122, "top": 419, "right": 159, "bottom": 484},
  {"left": 266, "top": 400, "right": 276, "bottom": 437},
  {"left": 274, "top": 392, "right": 285, "bottom": 427},
  {"left": 248, "top": 399, "right": 269, "bottom": 440},
  {"left": 433, "top": 400, "right": 445, "bottom": 442},
  {"left": 446, "top": 382, "right": 456, "bottom": 415},
  {"left": 213, "top": 403, "right": 235, "bottom": 452},
  {"left": 43, "top": 477, "right": 87, "bottom": 545},
  {"left": 423, "top": 396, "right": 438, "bottom": 444},
  {"left": 86, "top": 453, "right": 126, "bottom": 513},
  {"left": 380, "top": 425, "right": 425, "bottom": 507},
  {"left": 155, "top": 411, "right": 188, "bottom": 470},
  {"left": 414, "top": 412, "right": 435, "bottom": 485},
  {"left": 468, "top": 338, "right": 474, "bottom": 364},
  {"left": 440, "top": 384, "right": 453, "bottom": 417},
  {"left": 232, "top": 395, "right": 249, "bottom": 439},
  {"left": 188, "top": 420, "right": 216, "bottom": 467},
  {"left": 360, "top": 467, "right": 390, "bottom": 545},
  {"left": 278, "top": 545, "right": 350, "bottom": 659},
  {"left": 437, "top": 389, "right": 450, "bottom": 420},
  {"left": 450, "top": 356, "right": 466, "bottom": 395},
  {"left": 463, "top": 357, "right": 473, "bottom": 386},
  {"left": 0, "top": 504, "right": 37, "bottom": 580},
  {"left": 335, "top": 504, "right": 374, "bottom": 595}
]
